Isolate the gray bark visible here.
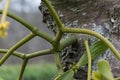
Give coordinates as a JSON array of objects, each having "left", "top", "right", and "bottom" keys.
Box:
[{"left": 40, "top": 0, "right": 120, "bottom": 79}]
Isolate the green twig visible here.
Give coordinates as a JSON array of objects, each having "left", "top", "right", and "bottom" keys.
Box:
[
  {"left": 0, "top": 10, "right": 53, "bottom": 43},
  {"left": 18, "top": 59, "right": 28, "bottom": 80},
  {"left": 60, "top": 35, "right": 77, "bottom": 50},
  {"left": 53, "top": 51, "right": 63, "bottom": 74},
  {"left": 54, "top": 31, "right": 63, "bottom": 45},
  {"left": 0, "top": 49, "right": 25, "bottom": 59},
  {"left": 26, "top": 49, "right": 53, "bottom": 59},
  {"left": 84, "top": 39, "right": 92, "bottom": 80},
  {"left": 63, "top": 27, "right": 120, "bottom": 61},
  {"left": 0, "top": 33, "right": 35, "bottom": 66},
  {"left": 26, "top": 34, "right": 77, "bottom": 59},
  {"left": 42, "top": 0, "right": 64, "bottom": 46},
  {"left": 42, "top": 0, "right": 64, "bottom": 31}
]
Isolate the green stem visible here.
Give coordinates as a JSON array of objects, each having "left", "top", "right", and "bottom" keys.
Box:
[
  {"left": 60, "top": 35, "right": 77, "bottom": 50},
  {"left": 0, "top": 10, "right": 36, "bottom": 31},
  {"left": 0, "top": 10, "right": 53, "bottom": 43},
  {"left": 84, "top": 39, "right": 92, "bottom": 80},
  {"left": 36, "top": 29, "right": 54, "bottom": 43},
  {"left": 42, "top": 0, "right": 64, "bottom": 45},
  {"left": 0, "top": 49, "right": 25, "bottom": 59},
  {"left": 63, "top": 27, "right": 120, "bottom": 61},
  {"left": 53, "top": 51, "right": 63, "bottom": 73},
  {"left": 42, "top": 0, "right": 64, "bottom": 31},
  {"left": 18, "top": 59, "right": 28, "bottom": 80},
  {"left": 54, "top": 31, "right": 63, "bottom": 43},
  {"left": 0, "top": 33, "right": 35, "bottom": 66},
  {"left": 53, "top": 31, "right": 63, "bottom": 51},
  {"left": 26, "top": 49, "right": 53, "bottom": 59}
]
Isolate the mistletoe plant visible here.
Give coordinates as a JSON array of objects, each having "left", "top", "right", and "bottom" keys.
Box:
[{"left": 0, "top": 0, "right": 120, "bottom": 80}]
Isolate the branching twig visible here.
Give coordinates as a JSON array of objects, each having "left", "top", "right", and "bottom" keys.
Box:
[
  {"left": 0, "top": 0, "right": 120, "bottom": 79},
  {"left": 0, "top": 49, "right": 25, "bottom": 59},
  {"left": 0, "top": 10, "right": 54, "bottom": 43},
  {"left": 26, "top": 49, "right": 53, "bottom": 59},
  {"left": 0, "top": 33, "right": 35, "bottom": 66}
]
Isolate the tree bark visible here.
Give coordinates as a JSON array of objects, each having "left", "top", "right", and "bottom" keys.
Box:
[{"left": 39, "top": 0, "right": 120, "bottom": 79}]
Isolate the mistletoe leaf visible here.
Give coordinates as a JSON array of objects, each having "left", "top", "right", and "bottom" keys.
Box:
[
  {"left": 92, "top": 71, "right": 102, "bottom": 80},
  {"left": 77, "top": 40, "right": 108, "bottom": 67},
  {"left": 97, "top": 59, "right": 115, "bottom": 80},
  {"left": 54, "top": 70, "right": 74, "bottom": 80}
]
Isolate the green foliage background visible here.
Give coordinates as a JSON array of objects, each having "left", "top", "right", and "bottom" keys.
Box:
[{"left": 0, "top": 63, "right": 57, "bottom": 80}]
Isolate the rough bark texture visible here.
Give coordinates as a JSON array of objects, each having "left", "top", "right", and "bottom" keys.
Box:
[{"left": 40, "top": 0, "right": 120, "bottom": 79}]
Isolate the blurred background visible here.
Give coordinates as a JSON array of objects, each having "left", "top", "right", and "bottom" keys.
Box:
[{"left": 0, "top": 0, "right": 56, "bottom": 80}]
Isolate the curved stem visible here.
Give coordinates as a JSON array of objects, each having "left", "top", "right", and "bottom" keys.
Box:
[
  {"left": 53, "top": 31, "right": 63, "bottom": 51},
  {"left": 0, "top": 10, "right": 54, "bottom": 43},
  {"left": 0, "top": 10, "right": 36, "bottom": 31},
  {"left": 26, "top": 49, "right": 53, "bottom": 59},
  {"left": 18, "top": 59, "right": 28, "bottom": 80},
  {"left": 60, "top": 35, "right": 77, "bottom": 50},
  {"left": 42, "top": 0, "right": 64, "bottom": 31},
  {"left": 63, "top": 27, "right": 120, "bottom": 61},
  {"left": 53, "top": 51, "right": 63, "bottom": 73},
  {"left": 0, "top": 33, "right": 35, "bottom": 66},
  {"left": 84, "top": 39, "right": 92, "bottom": 80},
  {"left": 41, "top": 0, "right": 64, "bottom": 49},
  {"left": 42, "top": 0, "right": 65, "bottom": 47},
  {"left": 0, "top": 49, "right": 25, "bottom": 59}
]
